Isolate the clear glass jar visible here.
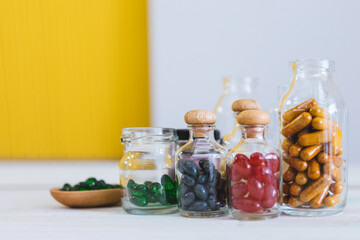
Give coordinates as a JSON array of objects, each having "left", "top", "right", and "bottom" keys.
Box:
[
  {"left": 176, "top": 129, "right": 221, "bottom": 149},
  {"left": 176, "top": 110, "right": 228, "bottom": 217},
  {"left": 120, "top": 128, "right": 178, "bottom": 214},
  {"left": 214, "top": 77, "right": 258, "bottom": 137},
  {"left": 227, "top": 110, "right": 281, "bottom": 220},
  {"left": 280, "top": 59, "right": 347, "bottom": 216}
]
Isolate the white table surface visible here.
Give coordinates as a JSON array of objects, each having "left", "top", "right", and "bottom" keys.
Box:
[{"left": 0, "top": 161, "right": 359, "bottom": 240}]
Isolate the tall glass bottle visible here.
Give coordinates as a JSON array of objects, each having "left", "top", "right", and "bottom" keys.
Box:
[
  {"left": 227, "top": 110, "right": 281, "bottom": 220},
  {"left": 214, "top": 77, "right": 258, "bottom": 137},
  {"left": 222, "top": 99, "right": 260, "bottom": 151},
  {"left": 175, "top": 110, "right": 228, "bottom": 217},
  {"left": 280, "top": 59, "right": 347, "bottom": 216}
]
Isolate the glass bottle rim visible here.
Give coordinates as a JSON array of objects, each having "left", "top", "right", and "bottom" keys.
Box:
[
  {"left": 121, "top": 127, "right": 177, "bottom": 143},
  {"left": 290, "top": 58, "right": 335, "bottom": 72},
  {"left": 223, "top": 76, "right": 258, "bottom": 85}
]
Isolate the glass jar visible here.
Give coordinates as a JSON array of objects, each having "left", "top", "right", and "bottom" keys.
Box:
[
  {"left": 222, "top": 99, "right": 260, "bottom": 151},
  {"left": 280, "top": 59, "right": 347, "bottom": 216},
  {"left": 214, "top": 77, "right": 258, "bottom": 137},
  {"left": 120, "top": 128, "right": 178, "bottom": 214},
  {"left": 175, "top": 110, "right": 228, "bottom": 217},
  {"left": 227, "top": 110, "right": 281, "bottom": 220},
  {"left": 176, "top": 129, "right": 221, "bottom": 149}
]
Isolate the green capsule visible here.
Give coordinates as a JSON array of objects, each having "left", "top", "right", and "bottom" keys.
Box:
[
  {"left": 105, "top": 184, "right": 113, "bottom": 189},
  {"left": 161, "top": 175, "right": 175, "bottom": 191},
  {"left": 112, "top": 184, "right": 124, "bottom": 189},
  {"left": 144, "top": 181, "right": 152, "bottom": 187},
  {"left": 147, "top": 194, "right": 160, "bottom": 203},
  {"left": 61, "top": 183, "right": 72, "bottom": 191},
  {"left": 149, "top": 182, "right": 162, "bottom": 194},
  {"left": 86, "top": 177, "right": 96, "bottom": 185},
  {"left": 127, "top": 179, "right": 136, "bottom": 189},
  {"left": 79, "top": 181, "right": 90, "bottom": 191},
  {"left": 131, "top": 184, "right": 149, "bottom": 197},
  {"left": 130, "top": 196, "right": 148, "bottom": 206},
  {"left": 159, "top": 191, "right": 168, "bottom": 205}
]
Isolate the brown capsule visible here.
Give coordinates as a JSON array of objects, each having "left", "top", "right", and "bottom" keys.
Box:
[
  {"left": 290, "top": 183, "right": 303, "bottom": 196},
  {"left": 283, "top": 98, "right": 318, "bottom": 123},
  {"left": 323, "top": 162, "right": 343, "bottom": 182},
  {"left": 312, "top": 118, "right": 339, "bottom": 131},
  {"left": 282, "top": 112, "right": 313, "bottom": 138},
  {"left": 309, "top": 106, "right": 330, "bottom": 119},
  {"left": 330, "top": 183, "right": 343, "bottom": 194},
  {"left": 298, "top": 130, "right": 335, "bottom": 147},
  {"left": 320, "top": 149, "right": 343, "bottom": 167},
  {"left": 289, "top": 143, "right": 302, "bottom": 157},
  {"left": 281, "top": 138, "right": 293, "bottom": 153},
  {"left": 310, "top": 184, "right": 330, "bottom": 208},
  {"left": 317, "top": 152, "right": 330, "bottom": 164},
  {"left": 298, "top": 128, "right": 311, "bottom": 138},
  {"left": 300, "top": 144, "right": 323, "bottom": 161},
  {"left": 295, "top": 172, "right": 308, "bottom": 185},
  {"left": 283, "top": 195, "right": 290, "bottom": 204},
  {"left": 332, "top": 156, "right": 343, "bottom": 168},
  {"left": 299, "top": 174, "right": 332, "bottom": 202},
  {"left": 283, "top": 166, "right": 297, "bottom": 182},
  {"left": 283, "top": 153, "right": 308, "bottom": 172},
  {"left": 307, "top": 159, "right": 321, "bottom": 180},
  {"left": 283, "top": 182, "right": 290, "bottom": 195},
  {"left": 324, "top": 194, "right": 341, "bottom": 207},
  {"left": 337, "top": 146, "right": 343, "bottom": 156},
  {"left": 289, "top": 197, "right": 306, "bottom": 207}
]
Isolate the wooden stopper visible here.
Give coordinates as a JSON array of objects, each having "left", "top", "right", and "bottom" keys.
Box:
[
  {"left": 184, "top": 110, "right": 216, "bottom": 125},
  {"left": 237, "top": 110, "right": 270, "bottom": 125},
  {"left": 232, "top": 99, "right": 260, "bottom": 112}
]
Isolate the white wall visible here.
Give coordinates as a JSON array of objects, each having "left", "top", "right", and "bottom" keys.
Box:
[{"left": 148, "top": 0, "right": 359, "bottom": 162}]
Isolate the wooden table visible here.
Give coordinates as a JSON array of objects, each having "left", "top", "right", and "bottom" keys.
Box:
[{"left": 0, "top": 161, "right": 359, "bottom": 240}]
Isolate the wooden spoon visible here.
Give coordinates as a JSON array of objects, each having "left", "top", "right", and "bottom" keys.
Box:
[{"left": 50, "top": 188, "right": 124, "bottom": 208}]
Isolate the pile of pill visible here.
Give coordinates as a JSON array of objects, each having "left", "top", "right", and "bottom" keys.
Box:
[
  {"left": 229, "top": 152, "right": 280, "bottom": 213},
  {"left": 127, "top": 175, "right": 177, "bottom": 207},
  {"left": 177, "top": 159, "right": 226, "bottom": 211},
  {"left": 61, "top": 177, "right": 123, "bottom": 191},
  {"left": 281, "top": 98, "right": 343, "bottom": 208}
]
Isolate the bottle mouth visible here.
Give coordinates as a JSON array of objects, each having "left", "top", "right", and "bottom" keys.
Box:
[
  {"left": 290, "top": 59, "right": 335, "bottom": 72},
  {"left": 121, "top": 127, "right": 177, "bottom": 143},
  {"left": 223, "top": 76, "right": 258, "bottom": 85}
]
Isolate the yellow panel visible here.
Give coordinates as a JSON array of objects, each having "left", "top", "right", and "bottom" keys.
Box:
[{"left": 0, "top": 0, "right": 150, "bottom": 159}]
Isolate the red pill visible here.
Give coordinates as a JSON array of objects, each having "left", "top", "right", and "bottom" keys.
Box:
[
  {"left": 232, "top": 197, "right": 261, "bottom": 213},
  {"left": 249, "top": 152, "right": 265, "bottom": 166},
  {"left": 262, "top": 184, "right": 278, "bottom": 208},
  {"left": 264, "top": 153, "right": 280, "bottom": 173},
  {"left": 254, "top": 165, "right": 274, "bottom": 184},
  {"left": 230, "top": 182, "right": 248, "bottom": 199},
  {"left": 247, "top": 176, "right": 264, "bottom": 201},
  {"left": 234, "top": 154, "right": 252, "bottom": 179},
  {"left": 229, "top": 163, "right": 242, "bottom": 182}
]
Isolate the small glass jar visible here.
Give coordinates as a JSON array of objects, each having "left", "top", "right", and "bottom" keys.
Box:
[
  {"left": 227, "top": 110, "right": 281, "bottom": 220},
  {"left": 222, "top": 99, "right": 260, "bottom": 150},
  {"left": 280, "top": 59, "right": 347, "bottom": 216},
  {"left": 175, "top": 110, "right": 228, "bottom": 217},
  {"left": 120, "top": 128, "right": 178, "bottom": 215},
  {"left": 176, "top": 129, "right": 221, "bottom": 149}
]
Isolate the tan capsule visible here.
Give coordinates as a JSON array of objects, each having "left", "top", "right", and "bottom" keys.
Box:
[
  {"left": 309, "top": 106, "right": 330, "bottom": 119},
  {"left": 307, "top": 159, "right": 321, "bottom": 180},
  {"left": 289, "top": 143, "right": 302, "bottom": 157},
  {"left": 283, "top": 153, "right": 308, "bottom": 172},
  {"left": 310, "top": 184, "right": 330, "bottom": 208},
  {"left": 332, "top": 156, "right": 343, "bottom": 168},
  {"left": 317, "top": 152, "right": 330, "bottom": 164},
  {"left": 283, "top": 166, "right": 297, "bottom": 182},
  {"left": 283, "top": 182, "right": 290, "bottom": 195},
  {"left": 323, "top": 162, "right": 343, "bottom": 182},
  {"left": 282, "top": 112, "right": 312, "bottom": 138},
  {"left": 281, "top": 138, "right": 293, "bottom": 153},
  {"left": 298, "top": 129, "right": 311, "bottom": 138},
  {"left": 283, "top": 98, "right": 318, "bottom": 123},
  {"left": 299, "top": 174, "right": 332, "bottom": 202},
  {"left": 289, "top": 197, "right": 306, "bottom": 207},
  {"left": 324, "top": 194, "right": 341, "bottom": 207},
  {"left": 298, "top": 130, "right": 335, "bottom": 147},
  {"left": 330, "top": 183, "right": 343, "bottom": 194},
  {"left": 283, "top": 195, "right": 290, "bottom": 204},
  {"left": 300, "top": 144, "right": 323, "bottom": 161},
  {"left": 332, "top": 128, "right": 342, "bottom": 154},
  {"left": 312, "top": 117, "right": 339, "bottom": 130},
  {"left": 295, "top": 172, "right": 308, "bottom": 185},
  {"left": 290, "top": 183, "right": 303, "bottom": 196},
  {"left": 337, "top": 146, "right": 343, "bottom": 156}
]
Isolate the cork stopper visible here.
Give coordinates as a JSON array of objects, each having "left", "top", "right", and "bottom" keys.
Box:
[
  {"left": 184, "top": 110, "right": 216, "bottom": 125},
  {"left": 232, "top": 99, "right": 260, "bottom": 112},
  {"left": 237, "top": 110, "right": 270, "bottom": 125}
]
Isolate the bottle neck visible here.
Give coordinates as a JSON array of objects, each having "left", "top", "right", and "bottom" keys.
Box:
[
  {"left": 240, "top": 125, "right": 267, "bottom": 142},
  {"left": 188, "top": 124, "right": 215, "bottom": 140},
  {"left": 294, "top": 69, "right": 333, "bottom": 82}
]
